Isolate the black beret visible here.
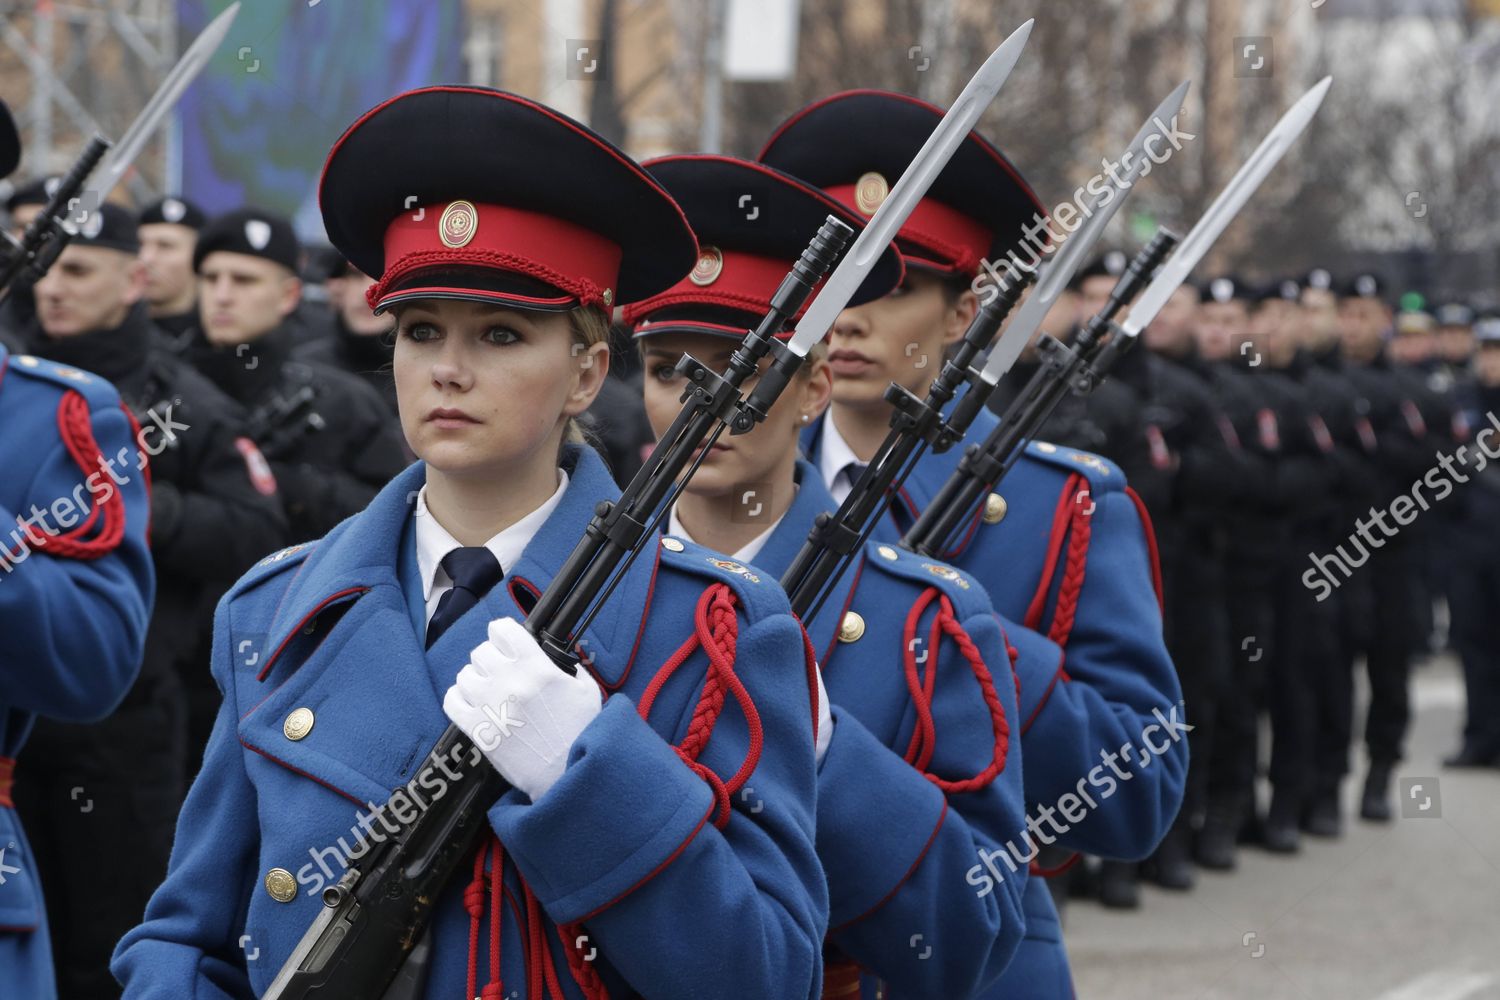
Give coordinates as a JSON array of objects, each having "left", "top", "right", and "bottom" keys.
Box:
[
  {"left": 1203, "top": 275, "right": 1253, "bottom": 305},
  {"left": 1069, "top": 250, "right": 1129, "bottom": 291},
  {"left": 192, "top": 207, "right": 300, "bottom": 273},
  {"left": 5, "top": 174, "right": 61, "bottom": 215},
  {"left": 1339, "top": 272, "right": 1385, "bottom": 301},
  {"left": 625, "top": 154, "right": 903, "bottom": 340},
  {"left": 69, "top": 202, "right": 141, "bottom": 254},
  {"left": 1252, "top": 278, "right": 1303, "bottom": 305},
  {"left": 319, "top": 86, "right": 697, "bottom": 315},
  {"left": 1434, "top": 302, "right": 1474, "bottom": 327},
  {"left": 1474, "top": 312, "right": 1500, "bottom": 345},
  {"left": 1302, "top": 268, "right": 1334, "bottom": 292},
  {"left": 138, "top": 196, "right": 207, "bottom": 230},
  {"left": 757, "top": 89, "right": 1043, "bottom": 278}
]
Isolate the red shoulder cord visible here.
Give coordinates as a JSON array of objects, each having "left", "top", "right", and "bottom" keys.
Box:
[
  {"left": 1045, "top": 474, "right": 1094, "bottom": 648},
  {"left": 13, "top": 392, "right": 145, "bottom": 560},
  {"left": 462, "top": 582, "right": 760, "bottom": 1000},
  {"left": 464, "top": 834, "right": 609, "bottom": 1000},
  {"left": 637, "top": 582, "right": 763, "bottom": 829},
  {"left": 900, "top": 586, "right": 1012, "bottom": 793}
]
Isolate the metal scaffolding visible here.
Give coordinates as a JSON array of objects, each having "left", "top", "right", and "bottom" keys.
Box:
[{"left": 2, "top": 0, "right": 179, "bottom": 200}]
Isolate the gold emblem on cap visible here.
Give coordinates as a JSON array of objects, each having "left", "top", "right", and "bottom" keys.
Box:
[
  {"left": 838, "top": 611, "right": 866, "bottom": 643},
  {"left": 438, "top": 200, "right": 478, "bottom": 249},
  {"left": 265, "top": 868, "right": 297, "bottom": 903},
  {"left": 854, "top": 172, "right": 889, "bottom": 217},
  {"left": 283, "top": 707, "right": 315, "bottom": 741},
  {"left": 690, "top": 245, "right": 724, "bottom": 286},
  {"left": 983, "top": 493, "right": 1008, "bottom": 525},
  {"left": 602, "top": 287, "right": 614, "bottom": 307}
]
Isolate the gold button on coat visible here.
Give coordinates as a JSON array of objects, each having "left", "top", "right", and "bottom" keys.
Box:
[
  {"left": 838, "top": 611, "right": 866, "bottom": 643},
  {"left": 983, "top": 493, "right": 1008, "bottom": 524},
  {"left": 876, "top": 545, "right": 899, "bottom": 561},
  {"left": 661, "top": 537, "right": 685, "bottom": 552},
  {"left": 265, "top": 868, "right": 297, "bottom": 903},
  {"left": 283, "top": 707, "right": 315, "bottom": 741}
]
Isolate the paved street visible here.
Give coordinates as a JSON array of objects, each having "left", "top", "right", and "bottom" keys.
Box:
[{"left": 1067, "top": 655, "right": 1500, "bottom": 1000}]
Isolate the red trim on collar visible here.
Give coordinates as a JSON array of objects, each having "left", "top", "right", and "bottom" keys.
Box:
[{"left": 256, "top": 586, "right": 371, "bottom": 682}]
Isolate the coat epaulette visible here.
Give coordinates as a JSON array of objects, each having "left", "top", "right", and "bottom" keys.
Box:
[
  {"left": 1022, "top": 440, "right": 1125, "bottom": 493},
  {"left": 656, "top": 534, "right": 790, "bottom": 622},
  {"left": 7, "top": 353, "right": 124, "bottom": 412},
  {"left": 856, "top": 540, "right": 994, "bottom": 621},
  {"left": 229, "top": 542, "right": 318, "bottom": 600}
]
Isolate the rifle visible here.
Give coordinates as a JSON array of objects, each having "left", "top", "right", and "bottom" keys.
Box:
[
  {"left": 0, "top": 4, "right": 237, "bottom": 300},
  {"left": 781, "top": 80, "right": 1194, "bottom": 624},
  {"left": 247, "top": 385, "right": 326, "bottom": 460},
  {"left": 904, "top": 76, "right": 1334, "bottom": 559}
]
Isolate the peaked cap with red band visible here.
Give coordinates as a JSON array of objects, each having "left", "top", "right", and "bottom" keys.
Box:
[
  {"left": 757, "top": 89, "right": 1044, "bottom": 280},
  {"left": 624, "top": 155, "right": 904, "bottom": 341},
  {"left": 318, "top": 86, "right": 698, "bottom": 315}
]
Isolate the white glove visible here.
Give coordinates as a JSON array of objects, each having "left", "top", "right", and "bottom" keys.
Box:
[
  {"left": 443, "top": 617, "right": 603, "bottom": 802},
  {"left": 814, "top": 664, "right": 834, "bottom": 766}
]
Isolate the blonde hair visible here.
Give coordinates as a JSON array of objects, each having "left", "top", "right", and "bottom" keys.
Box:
[{"left": 564, "top": 304, "right": 612, "bottom": 446}]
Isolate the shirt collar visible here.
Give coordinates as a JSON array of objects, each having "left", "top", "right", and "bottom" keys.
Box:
[
  {"left": 415, "top": 469, "right": 570, "bottom": 601},
  {"left": 817, "top": 411, "right": 863, "bottom": 491},
  {"left": 667, "top": 503, "right": 784, "bottom": 565}
]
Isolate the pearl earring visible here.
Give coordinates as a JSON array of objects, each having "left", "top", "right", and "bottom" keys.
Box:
[{"left": 800, "top": 413, "right": 811, "bottom": 424}]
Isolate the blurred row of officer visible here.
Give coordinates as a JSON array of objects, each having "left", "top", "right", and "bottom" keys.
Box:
[
  {"left": 996, "top": 255, "right": 1500, "bottom": 909},
  {"left": 0, "top": 183, "right": 406, "bottom": 998}
]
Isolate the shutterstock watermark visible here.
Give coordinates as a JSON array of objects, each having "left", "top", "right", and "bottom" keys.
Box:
[
  {"left": 0, "top": 407, "right": 188, "bottom": 574},
  {"left": 295, "top": 699, "right": 525, "bottom": 897},
  {"left": 1302, "top": 411, "right": 1500, "bottom": 602},
  {"left": 970, "top": 112, "right": 1197, "bottom": 306},
  {"left": 965, "top": 703, "right": 1192, "bottom": 898}
]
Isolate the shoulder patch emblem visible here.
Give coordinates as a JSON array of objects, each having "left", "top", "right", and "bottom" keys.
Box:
[
  {"left": 257, "top": 543, "right": 309, "bottom": 568},
  {"left": 922, "top": 562, "right": 970, "bottom": 589},
  {"left": 1068, "top": 451, "right": 1111, "bottom": 476},
  {"left": 707, "top": 557, "right": 760, "bottom": 584},
  {"left": 234, "top": 436, "right": 279, "bottom": 496}
]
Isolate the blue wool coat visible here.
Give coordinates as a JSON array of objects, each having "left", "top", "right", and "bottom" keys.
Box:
[
  {"left": 112, "top": 445, "right": 826, "bottom": 999},
  {"left": 0, "top": 345, "right": 154, "bottom": 1000},
  {"left": 805, "top": 409, "right": 1188, "bottom": 999},
  {"left": 733, "top": 463, "right": 1033, "bottom": 1000}
]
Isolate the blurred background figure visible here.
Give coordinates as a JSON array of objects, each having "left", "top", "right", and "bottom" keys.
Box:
[{"left": 135, "top": 196, "right": 206, "bottom": 346}]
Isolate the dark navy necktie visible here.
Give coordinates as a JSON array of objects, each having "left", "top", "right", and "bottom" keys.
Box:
[{"left": 426, "top": 546, "right": 504, "bottom": 648}]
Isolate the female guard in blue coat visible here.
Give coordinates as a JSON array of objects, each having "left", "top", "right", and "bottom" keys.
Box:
[
  {"left": 628, "top": 154, "right": 1041, "bottom": 1000},
  {"left": 761, "top": 91, "right": 1189, "bottom": 997},
  {"left": 113, "top": 87, "right": 826, "bottom": 1000},
  {"left": 0, "top": 343, "right": 154, "bottom": 999}
]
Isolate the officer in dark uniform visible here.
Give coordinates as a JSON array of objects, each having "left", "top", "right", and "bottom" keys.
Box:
[
  {"left": 136, "top": 196, "right": 206, "bottom": 346},
  {"left": 1336, "top": 273, "right": 1431, "bottom": 821},
  {"left": 1290, "top": 267, "right": 1380, "bottom": 838},
  {"left": 1445, "top": 313, "right": 1500, "bottom": 767},
  {"left": 291, "top": 255, "right": 398, "bottom": 415},
  {"left": 179, "top": 208, "right": 408, "bottom": 542},
  {"left": 988, "top": 253, "right": 1159, "bottom": 498},
  {"left": 1136, "top": 280, "right": 1250, "bottom": 886},
  {"left": 11, "top": 203, "right": 286, "bottom": 998},
  {"left": 0, "top": 176, "right": 61, "bottom": 346},
  {"left": 1192, "top": 274, "right": 1280, "bottom": 869},
  {"left": 1, "top": 316, "right": 154, "bottom": 1000},
  {"left": 1246, "top": 278, "right": 1339, "bottom": 852}
]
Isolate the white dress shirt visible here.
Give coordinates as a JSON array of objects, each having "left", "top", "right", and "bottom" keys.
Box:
[
  {"left": 414, "top": 470, "right": 570, "bottom": 625},
  {"left": 666, "top": 503, "right": 783, "bottom": 565},
  {"left": 816, "top": 413, "right": 867, "bottom": 505}
]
